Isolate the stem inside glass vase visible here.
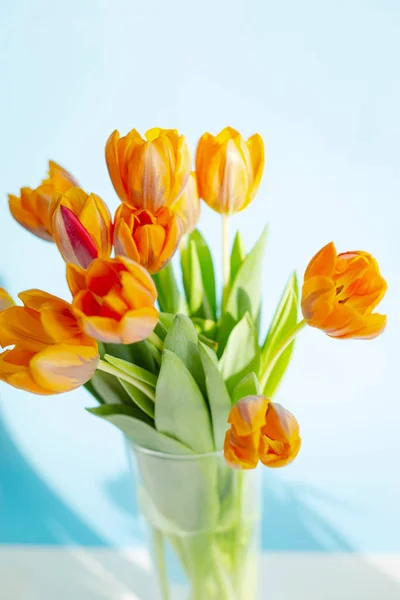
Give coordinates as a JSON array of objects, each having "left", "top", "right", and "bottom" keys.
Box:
[{"left": 127, "top": 445, "right": 260, "bottom": 600}]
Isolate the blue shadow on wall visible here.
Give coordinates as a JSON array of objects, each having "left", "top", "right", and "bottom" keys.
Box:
[{"left": 0, "top": 411, "right": 108, "bottom": 546}]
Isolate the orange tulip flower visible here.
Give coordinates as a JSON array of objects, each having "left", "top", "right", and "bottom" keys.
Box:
[
  {"left": 0, "top": 290, "right": 99, "bottom": 395},
  {"left": 224, "top": 395, "right": 301, "bottom": 469},
  {"left": 8, "top": 161, "right": 78, "bottom": 241},
  {"left": 171, "top": 172, "right": 201, "bottom": 235},
  {"left": 67, "top": 256, "right": 159, "bottom": 344},
  {"left": 195, "top": 127, "right": 265, "bottom": 214},
  {"left": 105, "top": 127, "right": 191, "bottom": 212},
  {"left": 52, "top": 187, "right": 112, "bottom": 269},
  {"left": 301, "top": 242, "right": 387, "bottom": 339},
  {"left": 113, "top": 204, "right": 180, "bottom": 274}
]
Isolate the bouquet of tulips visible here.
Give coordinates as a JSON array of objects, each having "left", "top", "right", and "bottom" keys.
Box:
[{"left": 0, "top": 126, "right": 387, "bottom": 600}]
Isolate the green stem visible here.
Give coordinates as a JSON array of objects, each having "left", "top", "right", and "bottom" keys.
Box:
[
  {"left": 152, "top": 528, "right": 170, "bottom": 600},
  {"left": 147, "top": 330, "right": 164, "bottom": 351},
  {"left": 260, "top": 319, "right": 307, "bottom": 390},
  {"left": 222, "top": 215, "right": 230, "bottom": 308},
  {"left": 97, "top": 359, "right": 156, "bottom": 401}
]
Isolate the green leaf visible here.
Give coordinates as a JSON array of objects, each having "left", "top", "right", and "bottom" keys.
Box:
[
  {"left": 163, "top": 314, "right": 205, "bottom": 395},
  {"left": 88, "top": 404, "right": 190, "bottom": 452},
  {"left": 261, "top": 273, "right": 299, "bottom": 397},
  {"left": 158, "top": 312, "right": 175, "bottom": 330},
  {"left": 118, "top": 380, "right": 155, "bottom": 419},
  {"left": 104, "top": 354, "right": 157, "bottom": 388},
  {"left": 89, "top": 371, "right": 134, "bottom": 406},
  {"left": 191, "top": 318, "right": 217, "bottom": 340},
  {"left": 217, "top": 226, "right": 268, "bottom": 352},
  {"left": 155, "top": 350, "right": 214, "bottom": 453},
  {"left": 189, "top": 230, "right": 217, "bottom": 320},
  {"left": 84, "top": 380, "right": 104, "bottom": 404},
  {"left": 219, "top": 313, "right": 260, "bottom": 394},
  {"left": 230, "top": 231, "right": 246, "bottom": 287},
  {"left": 180, "top": 232, "right": 216, "bottom": 321},
  {"left": 199, "top": 343, "right": 231, "bottom": 449},
  {"left": 180, "top": 238, "right": 203, "bottom": 315},
  {"left": 112, "top": 340, "right": 157, "bottom": 373},
  {"left": 231, "top": 372, "right": 261, "bottom": 406},
  {"left": 152, "top": 261, "right": 185, "bottom": 314}
]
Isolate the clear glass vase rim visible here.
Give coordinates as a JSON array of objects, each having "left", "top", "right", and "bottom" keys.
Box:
[{"left": 129, "top": 442, "right": 225, "bottom": 461}]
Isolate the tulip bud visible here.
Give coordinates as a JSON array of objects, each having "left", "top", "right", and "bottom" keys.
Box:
[
  {"left": 301, "top": 242, "right": 387, "bottom": 339},
  {"left": 113, "top": 204, "right": 181, "bottom": 273},
  {"left": 8, "top": 161, "right": 78, "bottom": 241},
  {"left": 196, "top": 127, "right": 264, "bottom": 215},
  {"left": 52, "top": 187, "right": 112, "bottom": 269},
  {"left": 105, "top": 127, "right": 192, "bottom": 212},
  {"left": 224, "top": 395, "right": 301, "bottom": 470}
]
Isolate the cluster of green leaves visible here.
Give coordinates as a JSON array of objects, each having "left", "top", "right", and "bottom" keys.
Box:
[{"left": 87, "top": 227, "right": 299, "bottom": 456}]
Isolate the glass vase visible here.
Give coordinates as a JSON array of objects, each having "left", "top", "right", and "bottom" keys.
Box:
[{"left": 127, "top": 444, "right": 260, "bottom": 600}]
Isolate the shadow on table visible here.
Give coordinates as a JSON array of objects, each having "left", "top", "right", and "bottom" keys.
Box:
[{"left": 0, "top": 410, "right": 156, "bottom": 600}]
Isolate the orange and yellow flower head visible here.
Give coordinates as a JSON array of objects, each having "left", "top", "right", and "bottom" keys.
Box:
[
  {"left": 52, "top": 187, "right": 112, "bottom": 269},
  {"left": 113, "top": 204, "right": 180, "bottom": 274},
  {"left": 8, "top": 161, "right": 78, "bottom": 241},
  {"left": 224, "top": 395, "right": 301, "bottom": 470},
  {"left": 171, "top": 172, "right": 201, "bottom": 235},
  {"left": 0, "top": 290, "right": 99, "bottom": 395},
  {"left": 195, "top": 127, "right": 265, "bottom": 215},
  {"left": 105, "top": 128, "right": 192, "bottom": 212},
  {"left": 301, "top": 242, "right": 387, "bottom": 340},
  {"left": 67, "top": 256, "right": 159, "bottom": 345}
]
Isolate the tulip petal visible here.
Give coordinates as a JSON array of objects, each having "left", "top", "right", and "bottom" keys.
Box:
[
  {"left": 128, "top": 141, "right": 171, "bottom": 211},
  {"left": 319, "top": 303, "right": 367, "bottom": 338},
  {"left": 8, "top": 193, "right": 53, "bottom": 241},
  {"left": 18, "top": 289, "right": 68, "bottom": 312},
  {"left": 79, "top": 193, "right": 112, "bottom": 258},
  {"left": 113, "top": 218, "right": 141, "bottom": 262},
  {"left": 105, "top": 130, "right": 129, "bottom": 202},
  {"left": 120, "top": 271, "right": 158, "bottom": 309},
  {"left": 247, "top": 133, "right": 265, "bottom": 200},
  {"left": 120, "top": 307, "right": 159, "bottom": 344},
  {"left": 301, "top": 275, "right": 336, "bottom": 326},
  {"left": 118, "top": 257, "right": 157, "bottom": 298},
  {"left": 304, "top": 242, "right": 337, "bottom": 280},
  {"left": 0, "top": 306, "right": 52, "bottom": 351},
  {"left": 0, "top": 289, "right": 15, "bottom": 311},
  {"left": 224, "top": 429, "right": 260, "bottom": 469},
  {"left": 79, "top": 315, "right": 124, "bottom": 343},
  {"left": 228, "top": 395, "right": 270, "bottom": 437},
  {"left": 30, "top": 343, "right": 99, "bottom": 393},
  {"left": 53, "top": 205, "right": 98, "bottom": 268},
  {"left": 66, "top": 264, "right": 87, "bottom": 297},
  {"left": 6, "top": 369, "right": 51, "bottom": 395}
]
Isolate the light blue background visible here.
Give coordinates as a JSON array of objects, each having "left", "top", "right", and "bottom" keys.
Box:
[{"left": 0, "top": 0, "right": 399, "bottom": 552}]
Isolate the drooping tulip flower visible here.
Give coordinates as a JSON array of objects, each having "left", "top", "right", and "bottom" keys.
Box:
[
  {"left": 0, "top": 290, "right": 99, "bottom": 395},
  {"left": 113, "top": 204, "right": 181, "bottom": 273},
  {"left": 224, "top": 395, "right": 301, "bottom": 469},
  {"left": 195, "top": 127, "right": 265, "bottom": 215},
  {"left": 301, "top": 242, "right": 387, "bottom": 339},
  {"left": 67, "top": 256, "right": 159, "bottom": 344},
  {"left": 8, "top": 161, "right": 78, "bottom": 241},
  {"left": 171, "top": 172, "right": 201, "bottom": 235},
  {"left": 105, "top": 127, "right": 191, "bottom": 212},
  {"left": 52, "top": 187, "right": 112, "bottom": 269}
]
